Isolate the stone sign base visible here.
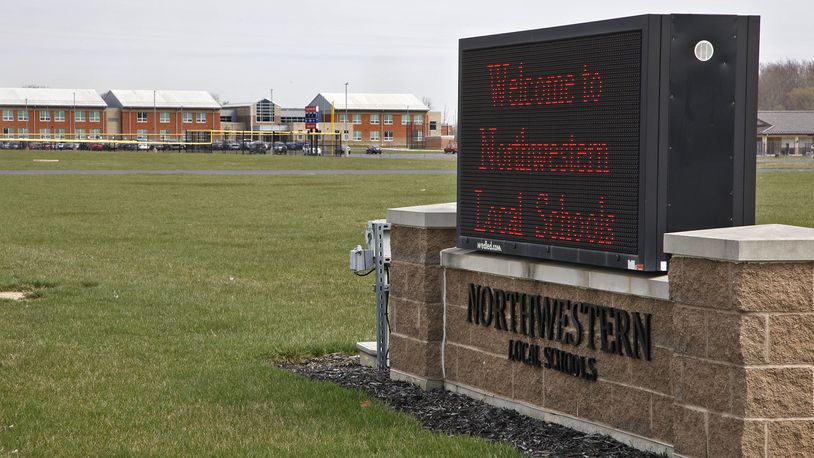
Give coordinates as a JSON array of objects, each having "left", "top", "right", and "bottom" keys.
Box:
[{"left": 386, "top": 203, "right": 814, "bottom": 457}]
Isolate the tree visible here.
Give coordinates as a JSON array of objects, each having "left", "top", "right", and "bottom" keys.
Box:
[
  {"left": 422, "top": 96, "right": 433, "bottom": 110},
  {"left": 758, "top": 60, "right": 814, "bottom": 110},
  {"left": 785, "top": 87, "right": 814, "bottom": 110},
  {"left": 23, "top": 84, "right": 48, "bottom": 88}
]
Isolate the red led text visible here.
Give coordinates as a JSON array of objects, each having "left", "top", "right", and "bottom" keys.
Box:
[
  {"left": 473, "top": 190, "right": 616, "bottom": 247},
  {"left": 535, "top": 194, "right": 614, "bottom": 245},
  {"left": 487, "top": 63, "right": 603, "bottom": 107},
  {"left": 474, "top": 190, "right": 524, "bottom": 236},
  {"left": 479, "top": 128, "right": 609, "bottom": 174}
]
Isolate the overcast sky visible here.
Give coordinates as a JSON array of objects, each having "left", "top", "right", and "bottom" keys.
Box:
[{"left": 1, "top": 0, "right": 811, "bottom": 121}]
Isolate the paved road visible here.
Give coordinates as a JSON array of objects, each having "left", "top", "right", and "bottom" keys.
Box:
[{"left": 0, "top": 169, "right": 456, "bottom": 175}]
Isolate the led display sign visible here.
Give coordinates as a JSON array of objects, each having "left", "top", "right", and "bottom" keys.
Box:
[{"left": 457, "top": 14, "right": 760, "bottom": 271}]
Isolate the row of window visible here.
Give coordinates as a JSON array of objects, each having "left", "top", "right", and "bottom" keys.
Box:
[
  {"left": 351, "top": 130, "right": 424, "bottom": 142},
  {"left": 2, "top": 109, "right": 101, "bottom": 122},
  {"left": 2, "top": 127, "right": 102, "bottom": 139},
  {"left": 136, "top": 112, "right": 208, "bottom": 124},
  {"left": 337, "top": 113, "right": 423, "bottom": 125}
]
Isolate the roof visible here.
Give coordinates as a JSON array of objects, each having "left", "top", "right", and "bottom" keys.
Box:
[
  {"left": 757, "top": 111, "right": 814, "bottom": 135},
  {"left": 0, "top": 88, "right": 106, "bottom": 108},
  {"left": 104, "top": 89, "right": 221, "bottom": 109},
  {"left": 310, "top": 93, "right": 429, "bottom": 111},
  {"left": 281, "top": 108, "right": 305, "bottom": 117},
  {"left": 222, "top": 99, "right": 278, "bottom": 109}
]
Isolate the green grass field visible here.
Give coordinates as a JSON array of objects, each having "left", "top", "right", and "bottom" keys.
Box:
[
  {"left": 0, "top": 150, "right": 455, "bottom": 171},
  {"left": 0, "top": 151, "right": 811, "bottom": 455}
]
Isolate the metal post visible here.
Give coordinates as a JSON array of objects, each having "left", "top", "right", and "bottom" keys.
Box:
[
  {"left": 153, "top": 90, "right": 157, "bottom": 146},
  {"left": 344, "top": 82, "right": 349, "bottom": 148},
  {"left": 366, "top": 220, "right": 391, "bottom": 370}
]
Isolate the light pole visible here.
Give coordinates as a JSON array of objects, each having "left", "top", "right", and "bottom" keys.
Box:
[
  {"left": 153, "top": 90, "right": 157, "bottom": 145},
  {"left": 25, "top": 98, "right": 28, "bottom": 145},
  {"left": 344, "top": 82, "right": 349, "bottom": 144}
]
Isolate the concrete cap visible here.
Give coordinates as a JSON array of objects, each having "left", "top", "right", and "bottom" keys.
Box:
[
  {"left": 664, "top": 224, "right": 814, "bottom": 262},
  {"left": 440, "top": 247, "right": 669, "bottom": 300},
  {"left": 387, "top": 202, "right": 457, "bottom": 228}
]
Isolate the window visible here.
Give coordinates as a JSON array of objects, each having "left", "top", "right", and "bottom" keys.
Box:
[
  {"left": 17, "top": 128, "right": 28, "bottom": 138},
  {"left": 384, "top": 131, "right": 394, "bottom": 142},
  {"left": 2, "top": 110, "right": 13, "bottom": 121},
  {"left": 415, "top": 131, "right": 424, "bottom": 141},
  {"left": 182, "top": 112, "right": 192, "bottom": 123},
  {"left": 39, "top": 128, "right": 50, "bottom": 139},
  {"left": 196, "top": 112, "right": 206, "bottom": 123},
  {"left": 40, "top": 111, "right": 50, "bottom": 121},
  {"left": 430, "top": 121, "right": 437, "bottom": 131},
  {"left": 370, "top": 131, "right": 380, "bottom": 141},
  {"left": 255, "top": 100, "right": 273, "bottom": 122},
  {"left": 137, "top": 129, "right": 148, "bottom": 141},
  {"left": 353, "top": 131, "right": 362, "bottom": 141},
  {"left": 352, "top": 114, "right": 361, "bottom": 125},
  {"left": 383, "top": 114, "right": 393, "bottom": 125},
  {"left": 75, "top": 128, "right": 85, "bottom": 140},
  {"left": 18, "top": 110, "right": 28, "bottom": 121},
  {"left": 137, "top": 112, "right": 148, "bottom": 123},
  {"left": 159, "top": 129, "right": 170, "bottom": 141},
  {"left": 160, "top": 112, "right": 170, "bottom": 123},
  {"left": 55, "top": 128, "right": 66, "bottom": 139},
  {"left": 75, "top": 111, "right": 85, "bottom": 122},
  {"left": 89, "top": 111, "right": 100, "bottom": 122},
  {"left": 90, "top": 128, "right": 101, "bottom": 139},
  {"left": 402, "top": 114, "right": 409, "bottom": 125},
  {"left": 2, "top": 128, "right": 12, "bottom": 138},
  {"left": 339, "top": 113, "right": 348, "bottom": 123},
  {"left": 413, "top": 114, "right": 423, "bottom": 125},
  {"left": 55, "top": 111, "right": 65, "bottom": 122},
  {"left": 370, "top": 113, "right": 379, "bottom": 125}
]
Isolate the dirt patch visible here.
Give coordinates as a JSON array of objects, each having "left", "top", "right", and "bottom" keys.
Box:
[
  {"left": 0, "top": 291, "right": 27, "bottom": 301},
  {"left": 280, "top": 353, "right": 660, "bottom": 457}
]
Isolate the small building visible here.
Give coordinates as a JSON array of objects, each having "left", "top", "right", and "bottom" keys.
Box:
[
  {"left": 0, "top": 87, "right": 108, "bottom": 142},
  {"left": 102, "top": 89, "right": 221, "bottom": 143},
  {"left": 307, "top": 93, "right": 430, "bottom": 148},
  {"left": 220, "top": 99, "right": 285, "bottom": 141},
  {"left": 756, "top": 111, "right": 814, "bottom": 156}
]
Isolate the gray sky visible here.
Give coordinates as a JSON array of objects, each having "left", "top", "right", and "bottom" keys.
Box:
[{"left": 1, "top": 0, "right": 811, "bottom": 122}]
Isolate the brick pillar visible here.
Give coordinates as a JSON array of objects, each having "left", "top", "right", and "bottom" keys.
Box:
[
  {"left": 665, "top": 224, "right": 814, "bottom": 457},
  {"left": 386, "top": 203, "right": 456, "bottom": 390}
]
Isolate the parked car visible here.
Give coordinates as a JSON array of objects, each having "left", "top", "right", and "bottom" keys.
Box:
[
  {"left": 1, "top": 141, "right": 10, "bottom": 149},
  {"left": 303, "top": 145, "right": 322, "bottom": 156},
  {"left": 272, "top": 142, "right": 288, "bottom": 154},
  {"left": 137, "top": 143, "right": 150, "bottom": 151},
  {"left": 286, "top": 141, "right": 305, "bottom": 151},
  {"left": 444, "top": 143, "right": 458, "bottom": 154},
  {"left": 335, "top": 144, "right": 351, "bottom": 156},
  {"left": 90, "top": 143, "right": 104, "bottom": 151},
  {"left": 247, "top": 141, "right": 267, "bottom": 154},
  {"left": 211, "top": 141, "right": 224, "bottom": 150},
  {"left": 225, "top": 141, "right": 240, "bottom": 151},
  {"left": 8, "top": 141, "right": 22, "bottom": 150},
  {"left": 366, "top": 145, "right": 382, "bottom": 154}
]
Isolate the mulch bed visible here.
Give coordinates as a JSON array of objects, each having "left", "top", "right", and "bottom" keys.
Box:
[{"left": 280, "top": 353, "right": 662, "bottom": 457}]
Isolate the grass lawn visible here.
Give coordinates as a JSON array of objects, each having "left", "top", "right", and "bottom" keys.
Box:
[
  {"left": 0, "top": 155, "right": 810, "bottom": 455},
  {"left": 0, "top": 172, "right": 516, "bottom": 456},
  {"left": 0, "top": 150, "right": 455, "bottom": 171}
]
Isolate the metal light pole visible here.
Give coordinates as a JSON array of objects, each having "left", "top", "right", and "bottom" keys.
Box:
[
  {"left": 153, "top": 90, "right": 157, "bottom": 145},
  {"left": 344, "top": 82, "right": 349, "bottom": 143},
  {"left": 72, "top": 91, "right": 75, "bottom": 143},
  {"left": 270, "top": 88, "right": 273, "bottom": 143},
  {"left": 25, "top": 98, "right": 28, "bottom": 144}
]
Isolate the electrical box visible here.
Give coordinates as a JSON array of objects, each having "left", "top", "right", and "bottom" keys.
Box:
[{"left": 349, "top": 245, "right": 374, "bottom": 272}]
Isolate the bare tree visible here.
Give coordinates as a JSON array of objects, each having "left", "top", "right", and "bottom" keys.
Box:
[
  {"left": 23, "top": 84, "right": 48, "bottom": 88},
  {"left": 422, "top": 96, "right": 433, "bottom": 110},
  {"left": 758, "top": 60, "right": 814, "bottom": 110}
]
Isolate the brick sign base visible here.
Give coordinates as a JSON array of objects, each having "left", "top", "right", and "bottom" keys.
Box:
[{"left": 386, "top": 204, "right": 814, "bottom": 457}]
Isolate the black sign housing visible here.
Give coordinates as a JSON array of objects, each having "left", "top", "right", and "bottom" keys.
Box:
[{"left": 457, "top": 14, "right": 759, "bottom": 271}]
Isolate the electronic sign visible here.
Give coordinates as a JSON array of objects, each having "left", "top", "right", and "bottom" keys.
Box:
[
  {"left": 305, "top": 105, "right": 319, "bottom": 130},
  {"left": 457, "top": 14, "right": 759, "bottom": 271}
]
